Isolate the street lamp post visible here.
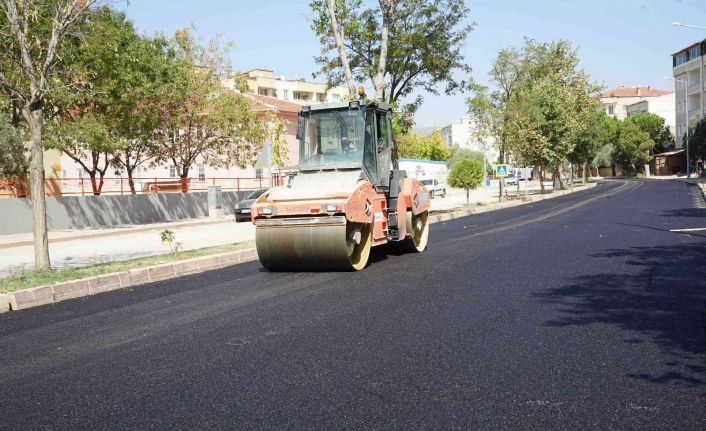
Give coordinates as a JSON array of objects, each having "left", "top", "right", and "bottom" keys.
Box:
[{"left": 672, "top": 22, "right": 706, "bottom": 30}]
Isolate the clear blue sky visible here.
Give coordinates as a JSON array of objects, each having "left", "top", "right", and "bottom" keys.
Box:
[{"left": 120, "top": 0, "right": 706, "bottom": 127}]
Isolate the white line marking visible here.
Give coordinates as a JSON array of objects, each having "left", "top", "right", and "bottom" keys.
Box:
[{"left": 670, "top": 227, "right": 706, "bottom": 232}]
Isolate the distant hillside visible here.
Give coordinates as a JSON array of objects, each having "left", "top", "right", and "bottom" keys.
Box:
[{"left": 412, "top": 126, "right": 438, "bottom": 136}]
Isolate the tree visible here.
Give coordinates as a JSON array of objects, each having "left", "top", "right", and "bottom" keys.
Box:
[
  {"left": 0, "top": 0, "right": 98, "bottom": 270},
  {"left": 687, "top": 117, "right": 706, "bottom": 167},
  {"left": 467, "top": 46, "right": 525, "bottom": 198},
  {"left": 511, "top": 39, "right": 600, "bottom": 191},
  {"left": 153, "top": 28, "right": 269, "bottom": 190},
  {"left": 447, "top": 158, "right": 483, "bottom": 205},
  {"left": 448, "top": 146, "right": 484, "bottom": 167},
  {"left": 311, "top": 0, "right": 474, "bottom": 152},
  {"left": 570, "top": 110, "right": 610, "bottom": 183},
  {"left": 611, "top": 122, "right": 653, "bottom": 174},
  {"left": 395, "top": 130, "right": 450, "bottom": 161},
  {"left": 0, "top": 116, "right": 27, "bottom": 178},
  {"left": 624, "top": 112, "right": 673, "bottom": 154},
  {"left": 47, "top": 7, "right": 181, "bottom": 195}
]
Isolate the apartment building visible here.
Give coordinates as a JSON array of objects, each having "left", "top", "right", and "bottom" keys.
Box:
[
  {"left": 440, "top": 116, "right": 498, "bottom": 161},
  {"left": 625, "top": 93, "right": 676, "bottom": 137},
  {"left": 600, "top": 86, "right": 673, "bottom": 121},
  {"left": 229, "top": 68, "right": 349, "bottom": 105},
  {"left": 672, "top": 39, "right": 706, "bottom": 147}
]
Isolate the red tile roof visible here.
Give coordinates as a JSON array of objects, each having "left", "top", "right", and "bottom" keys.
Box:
[
  {"left": 600, "top": 86, "right": 672, "bottom": 98},
  {"left": 246, "top": 94, "right": 302, "bottom": 114}
]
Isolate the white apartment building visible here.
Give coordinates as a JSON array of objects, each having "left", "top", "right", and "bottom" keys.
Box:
[
  {"left": 600, "top": 86, "right": 673, "bottom": 121},
  {"left": 229, "top": 68, "right": 349, "bottom": 105},
  {"left": 625, "top": 93, "right": 676, "bottom": 138},
  {"left": 440, "top": 116, "right": 498, "bottom": 161},
  {"left": 672, "top": 39, "right": 706, "bottom": 147}
]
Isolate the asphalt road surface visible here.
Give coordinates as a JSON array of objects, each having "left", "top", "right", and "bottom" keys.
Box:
[{"left": 1, "top": 179, "right": 705, "bottom": 430}]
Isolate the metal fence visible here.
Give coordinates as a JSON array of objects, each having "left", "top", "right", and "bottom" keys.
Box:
[{"left": 0, "top": 176, "right": 283, "bottom": 198}]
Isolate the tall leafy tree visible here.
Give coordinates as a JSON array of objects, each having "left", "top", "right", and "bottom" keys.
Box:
[
  {"left": 686, "top": 117, "right": 706, "bottom": 167},
  {"left": 624, "top": 112, "right": 673, "bottom": 154},
  {"left": 570, "top": 110, "right": 611, "bottom": 183},
  {"left": 467, "top": 46, "right": 525, "bottom": 197},
  {"left": 612, "top": 121, "right": 653, "bottom": 174},
  {"left": 153, "top": 28, "right": 269, "bottom": 190},
  {"left": 311, "top": 0, "right": 474, "bottom": 153},
  {"left": 46, "top": 7, "right": 150, "bottom": 195},
  {"left": 396, "top": 130, "right": 450, "bottom": 161},
  {"left": 0, "top": 0, "right": 99, "bottom": 269}
]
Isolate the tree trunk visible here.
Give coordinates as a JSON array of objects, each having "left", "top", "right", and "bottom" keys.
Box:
[
  {"left": 582, "top": 161, "right": 588, "bottom": 183},
  {"left": 466, "top": 188, "right": 469, "bottom": 206},
  {"left": 126, "top": 166, "right": 137, "bottom": 194},
  {"left": 556, "top": 167, "right": 565, "bottom": 190},
  {"left": 26, "top": 107, "right": 51, "bottom": 270},
  {"left": 373, "top": 0, "right": 394, "bottom": 101},
  {"left": 326, "top": 0, "right": 357, "bottom": 97},
  {"left": 539, "top": 165, "right": 545, "bottom": 194},
  {"left": 88, "top": 173, "right": 99, "bottom": 195},
  {"left": 180, "top": 170, "right": 189, "bottom": 193}
]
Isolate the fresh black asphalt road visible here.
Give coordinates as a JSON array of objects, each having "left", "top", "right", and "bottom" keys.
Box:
[{"left": 1, "top": 179, "right": 705, "bottom": 430}]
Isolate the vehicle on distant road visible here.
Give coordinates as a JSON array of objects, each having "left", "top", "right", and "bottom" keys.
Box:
[
  {"left": 504, "top": 173, "right": 518, "bottom": 186},
  {"left": 234, "top": 188, "right": 268, "bottom": 222},
  {"left": 421, "top": 178, "right": 446, "bottom": 198}
]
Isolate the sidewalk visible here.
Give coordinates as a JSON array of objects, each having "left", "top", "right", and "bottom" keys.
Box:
[
  {"left": 0, "top": 179, "right": 584, "bottom": 277},
  {"left": 0, "top": 218, "right": 256, "bottom": 278}
]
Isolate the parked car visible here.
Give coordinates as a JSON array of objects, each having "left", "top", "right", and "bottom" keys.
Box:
[
  {"left": 234, "top": 188, "right": 268, "bottom": 222},
  {"left": 420, "top": 178, "right": 447, "bottom": 198},
  {"left": 504, "top": 173, "right": 518, "bottom": 186}
]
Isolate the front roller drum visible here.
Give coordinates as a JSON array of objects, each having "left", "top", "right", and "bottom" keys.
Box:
[
  {"left": 256, "top": 219, "right": 372, "bottom": 271},
  {"left": 404, "top": 210, "right": 429, "bottom": 252}
]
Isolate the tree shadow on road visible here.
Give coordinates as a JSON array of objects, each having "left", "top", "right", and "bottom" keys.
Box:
[
  {"left": 662, "top": 208, "right": 706, "bottom": 218},
  {"left": 536, "top": 242, "right": 706, "bottom": 387}
]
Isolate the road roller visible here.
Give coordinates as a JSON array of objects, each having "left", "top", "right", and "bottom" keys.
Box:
[{"left": 251, "top": 93, "right": 430, "bottom": 271}]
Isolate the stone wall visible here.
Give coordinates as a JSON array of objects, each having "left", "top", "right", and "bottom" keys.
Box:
[{"left": 0, "top": 190, "right": 252, "bottom": 235}]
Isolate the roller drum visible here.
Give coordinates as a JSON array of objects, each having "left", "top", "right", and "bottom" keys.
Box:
[{"left": 256, "top": 219, "right": 371, "bottom": 271}]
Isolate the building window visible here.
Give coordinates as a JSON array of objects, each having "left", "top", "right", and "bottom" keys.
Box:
[
  {"left": 198, "top": 164, "right": 206, "bottom": 182},
  {"left": 689, "top": 45, "right": 700, "bottom": 60},
  {"left": 674, "top": 51, "right": 688, "bottom": 67},
  {"left": 169, "top": 165, "right": 176, "bottom": 178},
  {"left": 255, "top": 168, "right": 263, "bottom": 179},
  {"left": 283, "top": 89, "right": 289, "bottom": 100},
  {"left": 607, "top": 105, "right": 614, "bottom": 115},
  {"left": 318, "top": 93, "right": 326, "bottom": 102},
  {"left": 293, "top": 92, "right": 309, "bottom": 101}
]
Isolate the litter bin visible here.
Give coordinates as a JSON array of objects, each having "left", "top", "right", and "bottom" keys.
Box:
[{"left": 208, "top": 185, "right": 223, "bottom": 219}]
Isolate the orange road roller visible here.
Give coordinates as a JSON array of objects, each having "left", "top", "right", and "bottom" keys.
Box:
[{"left": 251, "top": 95, "right": 430, "bottom": 271}]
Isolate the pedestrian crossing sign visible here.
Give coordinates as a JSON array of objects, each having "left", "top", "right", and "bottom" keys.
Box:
[{"left": 496, "top": 164, "right": 509, "bottom": 177}]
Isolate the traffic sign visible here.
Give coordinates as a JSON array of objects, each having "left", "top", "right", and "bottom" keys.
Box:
[{"left": 496, "top": 164, "right": 509, "bottom": 177}]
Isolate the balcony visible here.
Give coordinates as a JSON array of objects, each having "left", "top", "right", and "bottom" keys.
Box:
[{"left": 688, "top": 82, "right": 702, "bottom": 95}]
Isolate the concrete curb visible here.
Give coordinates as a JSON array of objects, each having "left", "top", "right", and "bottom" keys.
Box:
[
  {"left": 0, "top": 182, "right": 598, "bottom": 314},
  {"left": 0, "top": 293, "right": 10, "bottom": 313},
  {"left": 2, "top": 248, "right": 260, "bottom": 312}
]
